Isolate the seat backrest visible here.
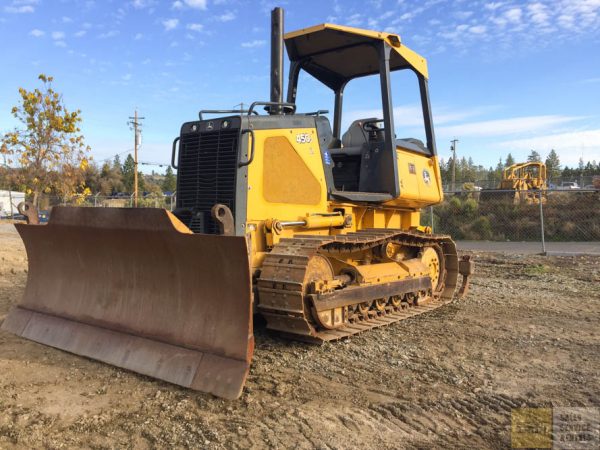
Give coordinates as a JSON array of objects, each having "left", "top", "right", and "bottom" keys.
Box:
[
  {"left": 314, "top": 116, "right": 335, "bottom": 149},
  {"left": 342, "top": 118, "right": 376, "bottom": 148}
]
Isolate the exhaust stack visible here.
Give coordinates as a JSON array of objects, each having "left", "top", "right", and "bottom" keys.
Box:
[{"left": 270, "top": 7, "right": 284, "bottom": 115}]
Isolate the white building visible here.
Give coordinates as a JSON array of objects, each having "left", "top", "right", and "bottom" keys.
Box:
[{"left": 0, "top": 190, "right": 25, "bottom": 217}]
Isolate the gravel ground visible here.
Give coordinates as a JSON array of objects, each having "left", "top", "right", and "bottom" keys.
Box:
[{"left": 0, "top": 224, "right": 599, "bottom": 449}]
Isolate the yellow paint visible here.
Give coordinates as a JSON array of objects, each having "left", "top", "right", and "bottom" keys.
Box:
[
  {"left": 245, "top": 127, "right": 443, "bottom": 270},
  {"left": 263, "top": 136, "right": 321, "bottom": 204},
  {"left": 246, "top": 128, "right": 328, "bottom": 224},
  {"left": 384, "top": 148, "right": 443, "bottom": 208},
  {"left": 284, "top": 23, "right": 429, "bottom": 79}
]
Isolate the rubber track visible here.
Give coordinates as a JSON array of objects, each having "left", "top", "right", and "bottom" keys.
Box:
[{"left": 257, "top": 229, "right": 460, "bottom": 342}]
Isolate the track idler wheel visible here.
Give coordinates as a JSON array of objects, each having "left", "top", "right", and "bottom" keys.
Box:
[{"left": 308, "top": 256, "right": 347, "bottom": 330}]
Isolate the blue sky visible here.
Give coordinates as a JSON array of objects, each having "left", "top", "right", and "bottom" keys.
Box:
[{"left": 1, "top": 0, "right": 599, "bottom": 172}]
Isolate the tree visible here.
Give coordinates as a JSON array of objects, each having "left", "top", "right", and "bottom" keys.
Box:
[
  {"left": 98, "top": 160, "right": 124, "bottom": 195},
  {"left": 527, "top": 150, "right": 542, "bottom": 163},
  {"left": 162, "top": 166, "right": 177, "bottom": 193},
  {"left": 1, "top": 74, "right": 91, "bottom": 205},
  {"left": 122, "top": 154, "right": 135, "bottom": 193},
  {"left": 113, "top": 154, "right": 122, "bottom": 173},
  {"left": 505, "top": 153, "right": 515, "bottom": 167},
  {"left": 545, "top": 149, "right": 561, "bottom": 181},
  {"left": 121, "top": 153, "right": 145, "bottom": 194},
  {"left": 82, "top": 162, "right": 101, "bottom": 194}
]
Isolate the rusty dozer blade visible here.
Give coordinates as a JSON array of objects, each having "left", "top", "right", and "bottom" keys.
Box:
[{"left": 1, "top": 207, "right": 253, "bottom": 400}]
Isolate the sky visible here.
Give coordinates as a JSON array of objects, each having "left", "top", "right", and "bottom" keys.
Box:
[{"left": 0, "top": 0, "right": 599, "bottom": 173}]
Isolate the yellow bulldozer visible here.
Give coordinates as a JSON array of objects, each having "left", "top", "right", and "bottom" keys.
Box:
[
  {"left": 2, "top": 8, "right": 472, "bottom": 399},
  {"left": 481, "top": 161, "right": 547, "bottom": 204}
]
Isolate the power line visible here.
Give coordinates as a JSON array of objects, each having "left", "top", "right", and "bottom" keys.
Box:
[
  {"left": 139, "top": 161, "right": 171, "bottom": 168},
  {"left": 97, "top": 149, "right": 131, "bottom": 164}
]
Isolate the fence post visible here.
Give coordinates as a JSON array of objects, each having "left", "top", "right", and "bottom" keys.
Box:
[{"left": 539, "top": 190, "right": 546, "bottom": 254}]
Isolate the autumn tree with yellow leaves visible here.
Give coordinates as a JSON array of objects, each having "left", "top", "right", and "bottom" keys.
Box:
[{"left": 1, "top": 74, "right": 91, "bottom": 206}]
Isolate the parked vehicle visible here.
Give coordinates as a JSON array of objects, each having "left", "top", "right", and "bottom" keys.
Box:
[{"left": 559, "top": 181, "right": 580, "bottom": 190}]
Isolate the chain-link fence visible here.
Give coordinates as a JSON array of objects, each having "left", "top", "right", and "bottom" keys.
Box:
[
  {"left": 443, "top": 175, "right": 599, "bottom": 191},
  {"left": 0, "top": 193, "right": 177, "bottom": 218},
  {"left": 424, "top": 189, "right": 600, "bottom": 250},
  {"left": 3, "top": 189, "right": 599, "bottom": 249}
]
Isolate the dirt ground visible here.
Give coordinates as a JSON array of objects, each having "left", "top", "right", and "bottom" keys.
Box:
[{"left": 0, "top": 223, "right": 598, "bottom": 449}]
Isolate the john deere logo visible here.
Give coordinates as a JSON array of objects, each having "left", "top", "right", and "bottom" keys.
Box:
[{"left": 423, "top": 169, "right": 431, "bottom": 184}]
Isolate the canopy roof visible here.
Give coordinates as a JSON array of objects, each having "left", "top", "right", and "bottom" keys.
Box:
[{"left": 284, "top": 23, "right": 428, "bottom": 90}]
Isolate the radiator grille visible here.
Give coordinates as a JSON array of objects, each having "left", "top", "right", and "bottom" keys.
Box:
[{"left": 176, "top": 127, "right": 239, "bottom": 234}]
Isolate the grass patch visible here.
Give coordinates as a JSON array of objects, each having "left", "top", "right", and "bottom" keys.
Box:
[{"left": 524, "top": 264, "right": 551, "bottom": 276}]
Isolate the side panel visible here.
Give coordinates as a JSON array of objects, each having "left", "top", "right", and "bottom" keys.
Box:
[
  {"left": 246, "top": 127, "right": 329, "bottom": 222},
  {"left": 384, "top": 150, "right": 443, "bottom": 209}
]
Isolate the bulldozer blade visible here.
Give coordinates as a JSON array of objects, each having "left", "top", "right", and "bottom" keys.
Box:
[{"left": 1, "top": 207, "right": 253, "bottom": 400}]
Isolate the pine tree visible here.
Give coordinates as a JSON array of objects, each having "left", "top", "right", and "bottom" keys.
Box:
[
  {"left": 505, "top": 153, "right": 515, "bottom": 167},
  {"left": 544, "top": 149, "right": 561, "bottom": 181},
  {"left": 113, "top": 154, "right": 122, "bottom": 172},
  {"left": 527, "top": 150, "right": 542, "bottom": 162},
  {"left": 122, "top": 154, "right": 135, "bottom": 193},
  {"left": 162, "top": 166, "right": 177, "bottom": 193}
]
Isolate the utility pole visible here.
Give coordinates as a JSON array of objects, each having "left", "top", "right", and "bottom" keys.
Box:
[
  {"left": 450, "top": 139, "right": 459, "bottom": 191},
  {"left": 128, "top": 110, "right": 145, "bottom": 207}
]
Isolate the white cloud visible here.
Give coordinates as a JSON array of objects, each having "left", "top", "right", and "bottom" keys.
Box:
[
  {"left": 343, "top": 104, "right": 493, "bottom": 131},
  {"left": 504, "top": 7, "right": 522, "bottom": 23},
  {"left": 184, "top": 0, "right": 207, "bottom": 9},
  {"left": 51, "top": 31, "right": 65, "bottom": 40},
  {"left": 134, "top": 32, "right": 143, "bottom": 40},
  {"left": 99, "top": 30, "right": 119, "bottom": 38},
  {"left": 454, "top": 11, "right": 473, "bottom": 20},
  {"left": 132, "top": 0, "right": 152, "bottom": 8},
  {"left": 527, "top": 2, "right": 549, "bottom": 26},
  {"left": 469, "top": 25, "right": 487, "bottom": 34},
  {"left": 54, "top": 40, "right": 67, "bottom": 47},
  {"left": 427, "top": 0, "right": 600, "bottom": 55},
  {"left": 4, "top": 5, "right": 35, "bottom": 13},
  {"left": 122, "top": 73, "right": 132, "bottom": 81},
  {"left": 187, "top": 23, "right": 203, "bottom": 32},
  {"left": 29, "top": 29, "right": 44, "bottom": 37},
  {"left": 62, "top": 16, "right": 72, "bottom": 23},
  {"left": 172, "top": 0, "right": 206, "bottom": 10},
  {"left": 484, "top": 2, "right": 504, "bottom": 11},
  {"left": 74, "top": 30, "right": 87, "bottom": 37},
  {"left": 241, "top": 39, "right": 266, "bottom": 48},
  {"left": 437, "top": 115, "right": 582, "bottom": 138},
  {"left": 344, "top": 105, "right": 423, "bottom": 128},
  {"left": 498, "top": 129, "right": 600, "bottom": 165},
  {"left": 557, "top": 13, "right": 575, "bottom": 29},
  {"left": 217, "top": 11, "right": 236, "bottom": 22},
  {"left": 163, "top": 18, "right": 179, "bottom": 31}
]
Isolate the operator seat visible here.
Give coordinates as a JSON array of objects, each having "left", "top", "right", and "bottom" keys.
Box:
[{"left": 340, "top": 118, "right": 380, "bottom": 154}]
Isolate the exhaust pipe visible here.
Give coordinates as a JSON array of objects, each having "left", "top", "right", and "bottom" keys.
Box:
[{"left": 270, "top": 7, "right": 284, "bottom": 115}]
